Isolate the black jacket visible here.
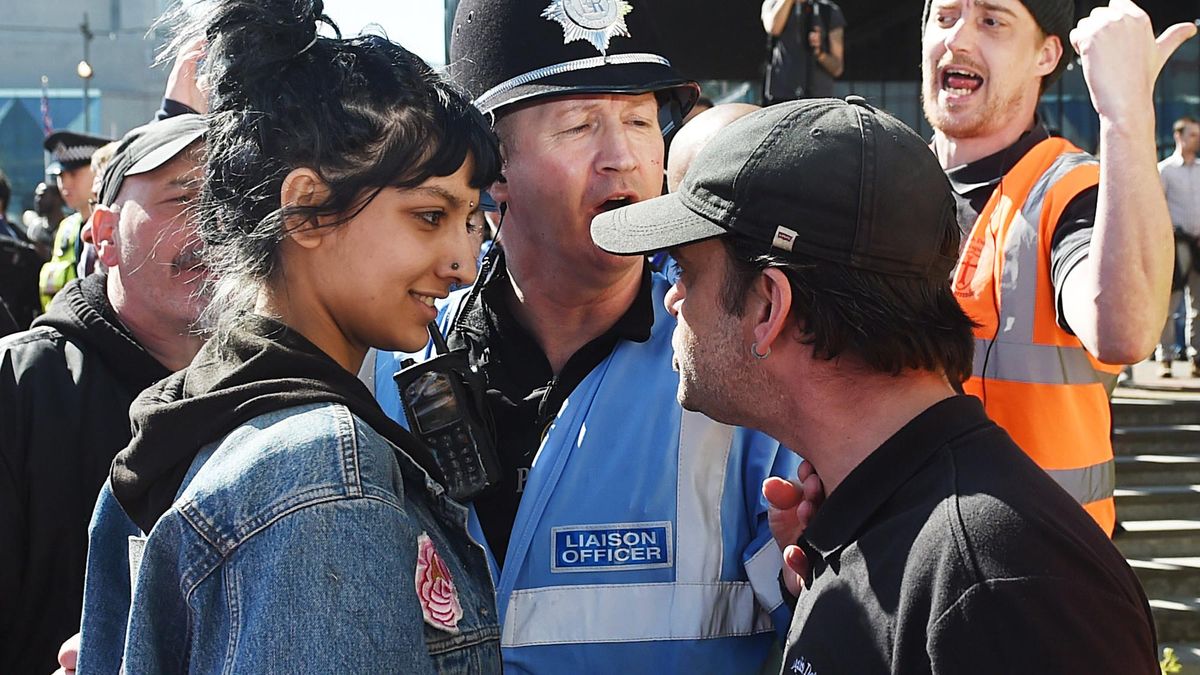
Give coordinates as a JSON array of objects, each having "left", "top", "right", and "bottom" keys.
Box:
[{"left": 0, "top": 274, "right": 169, "bottom": 674}]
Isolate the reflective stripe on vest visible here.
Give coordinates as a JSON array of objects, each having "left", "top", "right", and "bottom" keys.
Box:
[
  {"left": 973, "top": 339, "right": 1101, "bottom": 385},
  {"left": 954, "top": 137, "right": 1115, "bottom": 534},
  {"left": 994, "top": 150, "right": 1097, "bottom": 344},
  {"left": 501, "top": 581, "right": 774, "bottom": 647},
  {"left": 1047, "top": 459, "right": 1116, "bottom": 507},
  {"left": 676, "top": 410, "right": 734, "bottom": 582}
]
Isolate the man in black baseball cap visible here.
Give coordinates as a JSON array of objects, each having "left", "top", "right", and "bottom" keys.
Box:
[
  {"left": 371, "top": 1, "right": 799, "bottom": 671},
  {"left": 592, "top": 97, "right": 1159, "bottom": 673},
  {"left": 0, "top": 113, "right": 206, "bottom": 674}
]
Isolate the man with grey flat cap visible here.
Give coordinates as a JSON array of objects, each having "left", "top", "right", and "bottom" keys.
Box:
[
  {"left": 593, "top": 96, "right": 1159, "bottom": 674},
  {"left": 0, "top": 114, "right": 207, "bottom": 674},
  {"left": 372, "top": 0, "right": 799, "bottom": 671}
]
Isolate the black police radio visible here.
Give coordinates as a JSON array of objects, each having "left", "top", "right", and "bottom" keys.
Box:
[{"left": 394, "top": 321, "right": 502, "bottom": 502}]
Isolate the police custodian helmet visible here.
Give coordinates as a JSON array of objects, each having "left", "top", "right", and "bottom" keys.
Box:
[{"left": 448, "top": 0, "right": 699, "bottom": 129}]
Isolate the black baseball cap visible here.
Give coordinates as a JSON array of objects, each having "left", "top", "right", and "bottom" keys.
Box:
[
  {"left": 448, "top": 0, "right": 698, "bottom": 119},
  {"left": 592, "top": 97, "right": 959, "bottom": 281},
  {"left": 98, "top": 114, "right": 206, "bottom": 207}
]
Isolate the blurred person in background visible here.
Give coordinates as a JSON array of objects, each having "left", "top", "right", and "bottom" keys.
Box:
[
  {"left": 23, "top": 182, "right": 66, "bottom": 261},
  {"left": 1156, "top": 116, "right": 1200, "bottom": 378},
  {"left": 0, "top": 171, "right": 44, "bottom": 332},
  {"left": 762, "top": 0, "right": 845, "bottom": 104},
  {"left": 39, "top": 131, "right": 112, "bottom": 308}
]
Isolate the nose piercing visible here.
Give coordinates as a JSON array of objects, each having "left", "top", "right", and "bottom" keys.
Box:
[{"left": 451, "top": 261, "right": 461, "bottom": 271}]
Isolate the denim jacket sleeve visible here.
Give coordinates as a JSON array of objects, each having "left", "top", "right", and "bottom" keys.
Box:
[{"left": 77, "top": 480, "right": 140, "bottom": 675}]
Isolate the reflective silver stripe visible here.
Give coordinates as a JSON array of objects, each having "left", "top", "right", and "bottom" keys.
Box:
[
  {"left": 973, "top": 338, "right": 1103, "bottom": 385},
  {"left": 744, "top": 538, "right": 786, "bottom": 612},
  {"left": 997, "top": 150, "right": 1099, "bottom": 344},
  {"left": 501, "top": 582, "right": 773, "bottom": 646},
  {"left": 996, "top": 208, "right": 1039, "bottom": 342},
  {"left": 474, "top": 53, "right": 673, "bottom": 112},
  {"left": 1100, "top": 370, "right": 1119, "bottom": 397},
  {"left": 1021, "top": 151, "right": 1096, "bottom": 222},
  {"left": 1046, "top": 459, "right": 1115, "bottom": 505},
  {"left": 676, "top": 410, "right": 732, "bottom": 582},
  {"left": 357, "top": 347, "right": 377, "bottom": 393}
]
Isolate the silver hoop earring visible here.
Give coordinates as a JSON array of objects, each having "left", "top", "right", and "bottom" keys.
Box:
[
  {"left": 450, "top": 261, "right": 461, "bottom": 271},
  {"left": 750, "top": 341, "right": 771, "bottom": 360}
]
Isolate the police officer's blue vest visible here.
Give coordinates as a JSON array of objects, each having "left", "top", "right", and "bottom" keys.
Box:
[{"left": 375, "top": 274, "right": 798, "bottom": 674}]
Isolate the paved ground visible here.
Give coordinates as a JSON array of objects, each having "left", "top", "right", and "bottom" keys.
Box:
[{"left": 1118, "top": 360, "right": 1200, "bottom": 399}]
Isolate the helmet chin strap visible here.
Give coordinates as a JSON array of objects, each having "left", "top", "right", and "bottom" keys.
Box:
[{"left": 659, "top": 95, "right": 684, "bottom": 167}]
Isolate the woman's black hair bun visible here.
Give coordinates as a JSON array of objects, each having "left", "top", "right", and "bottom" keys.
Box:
[{"left": 191, "top": 0, "right": 336, "bottom": 110}]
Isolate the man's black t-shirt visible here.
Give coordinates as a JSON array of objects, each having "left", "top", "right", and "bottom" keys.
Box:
[
  {"left": 766, "top": 0, "right": 845, "bottom": 102},
  {"left": 781, "top": 396, "right": 1158, "bottom": 674},
  {"left": 944, "top": 123, "right": 1095, "bottom": 332},
  {"left": 446, "top": 251, "right": 653, "bottom": 563}
]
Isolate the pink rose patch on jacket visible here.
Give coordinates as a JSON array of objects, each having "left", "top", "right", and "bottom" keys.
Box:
[{"left": 415, "top": 532, "right": 464, "bottom": 633}]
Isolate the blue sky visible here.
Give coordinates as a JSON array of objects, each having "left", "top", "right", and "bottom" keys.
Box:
[{"left": 322, "top": 0, "right": 446, "bottom": 65}]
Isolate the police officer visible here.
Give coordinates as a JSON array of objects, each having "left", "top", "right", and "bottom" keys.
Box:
[
  {"left": 39, "top": 130, "right": 113, "bottom": 307},
  {"left": 373, "top": 0, "right": 798, "bottom": 671}
]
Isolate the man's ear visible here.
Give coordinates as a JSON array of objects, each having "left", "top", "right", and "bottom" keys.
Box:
[
  {"left": 90, "top": 207, "right": 120, "bottom": 268},
  {"left": 488, "top": 118, "right": 512, "bottom": 204},
  {"left": 750, "top": 267, "right": 794, "bottom": 355},
  {"left": 279, "top": 168, "right": 332, "bottom": 250},
  {"left": 1035, "top": 34, "right": 1063, "bottom": 78},
  {"left": 488, "top": 174, "right": 510, "bottom": 205}
]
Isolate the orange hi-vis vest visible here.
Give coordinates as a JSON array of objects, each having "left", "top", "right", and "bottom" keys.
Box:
[{"left": 952, "top": 136, "right": 1120, "bottom": 536}]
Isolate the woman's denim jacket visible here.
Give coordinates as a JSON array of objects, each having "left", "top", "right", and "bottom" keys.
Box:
[{"left": 77, "top": 402, "right": 501, "bottom": 673}]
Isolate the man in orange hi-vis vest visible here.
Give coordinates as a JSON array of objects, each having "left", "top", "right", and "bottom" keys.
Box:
[{"left": 920, "top": 0, "right": 1196, "bottom": 535}]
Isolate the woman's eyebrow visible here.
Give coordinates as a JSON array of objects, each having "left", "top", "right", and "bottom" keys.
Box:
[{"left": 410, "top": 185, "right": 466, "bottom": 209}]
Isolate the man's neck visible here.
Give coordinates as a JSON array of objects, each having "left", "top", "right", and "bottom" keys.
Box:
[
  {"left": 760, "top": 367, "right": 956, "bottom": 495},
  {"left": 70, "top": 204, "right": 92, "bottom": 220},
  {"left": 1177, "top": 146, "right": 1196, "bottom": 164},
  {"left": 108, "top": 275, "right": 202, "bottom": 372},
  {"left": 931, "top": 116, "right": 1037, "bottom": 170},
  {"left": 502, "top": 245, "right": 643, "bottom": 375}
]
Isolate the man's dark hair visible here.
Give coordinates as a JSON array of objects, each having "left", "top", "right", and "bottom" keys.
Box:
[
  {"left": 0, "top": 169, "right": 10, "bottom": 214},
  {"left": 1174, "top": 116, "right": 1199, "bottom": 136},
  {"left": 719, "top": 235, "right": 976, "bottom": 386}
]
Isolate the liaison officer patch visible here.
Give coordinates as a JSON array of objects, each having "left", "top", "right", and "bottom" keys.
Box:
[{"left": 551, "top": 522, "right": 672, "bottom": 572}]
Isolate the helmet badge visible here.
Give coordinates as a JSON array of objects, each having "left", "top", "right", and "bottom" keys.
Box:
[{"left": 542, "top": 0, "right": 634, "bottom": 55}]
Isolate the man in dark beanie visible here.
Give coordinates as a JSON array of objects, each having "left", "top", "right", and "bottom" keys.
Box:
[
  {"left": 918, "top": 0, "right": 1195, "bottom": 536},
  {"left": 370, "top": 0, "right": 800, "bottom": 672}
]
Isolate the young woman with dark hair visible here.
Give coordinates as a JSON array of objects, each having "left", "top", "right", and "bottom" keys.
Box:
[{"left": 75, "top": 1, "right": 503, "bottom": 671}]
